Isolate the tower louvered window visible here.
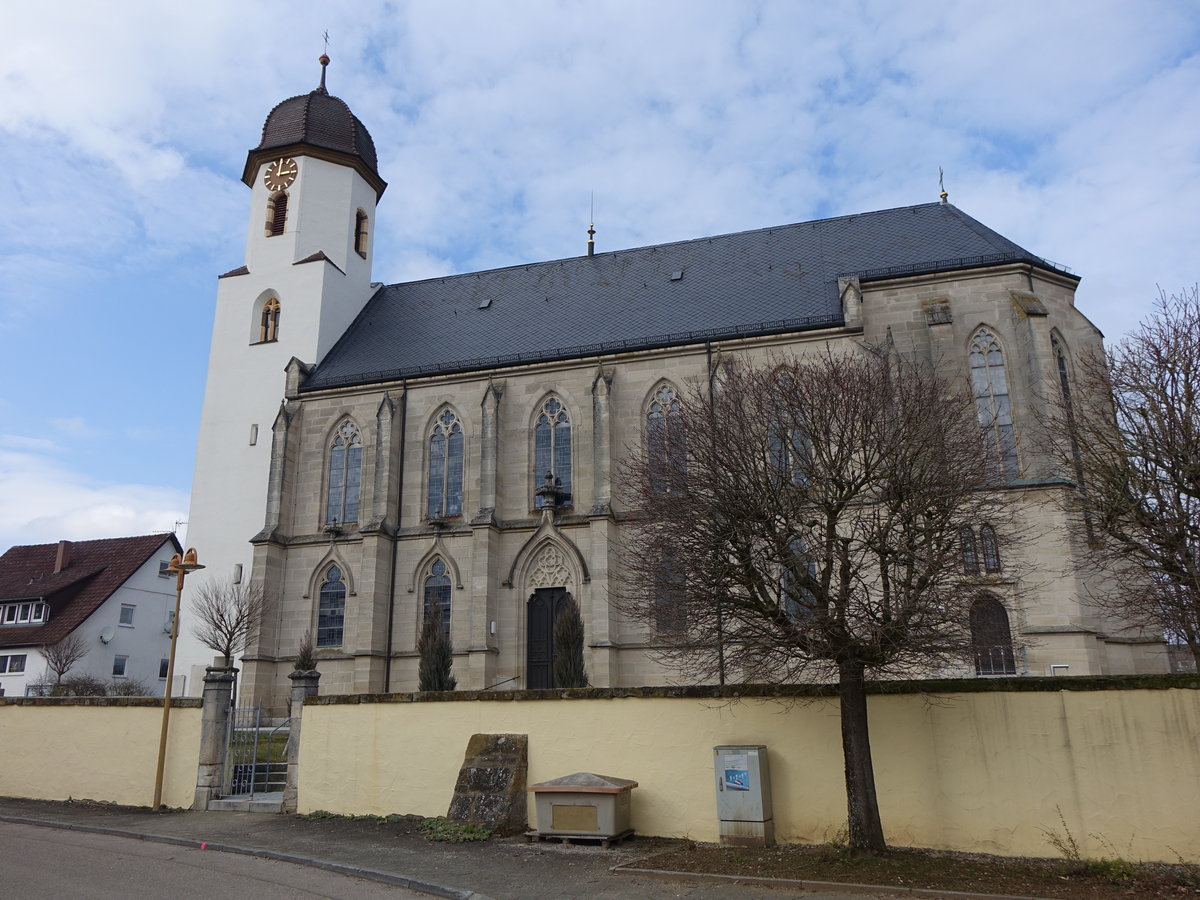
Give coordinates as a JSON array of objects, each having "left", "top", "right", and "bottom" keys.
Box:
[
  {"left": 427, "top": 409, "right": 464, "bottom": 518},
  {"left": 354, "top": 209, "right": 369, "bottom": 257},
  {"left": 267, "top": 192, "right": 288, "bottom": 236}
]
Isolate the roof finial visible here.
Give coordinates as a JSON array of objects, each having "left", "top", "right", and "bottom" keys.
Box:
[
  {"left": 938, "top": 166, "right": 949, "bottom": 204},
  {"left": 318, "top": 31, "right": 331, "bottom": 93},
  {"left": 587, "top": 191, "right": 596, "bottom": 257}
]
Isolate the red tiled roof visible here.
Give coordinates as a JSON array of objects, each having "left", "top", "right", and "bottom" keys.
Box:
[{"left": 0, "top": 534, "right": 181, "bottom": 649}]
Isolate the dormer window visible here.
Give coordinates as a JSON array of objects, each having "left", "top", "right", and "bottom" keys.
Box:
[
  {"left": 354, "top": 209, "right": 369, "bottom": 258},
  {"left": 266, "top": 192, "right": 288, "bottom": 237},
  {"left": 0, "top": 601, "right": 48, "bottom": 626}
]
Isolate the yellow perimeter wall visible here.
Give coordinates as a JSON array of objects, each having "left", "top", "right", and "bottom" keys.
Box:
[
  {"left": 299, "top": 686, "right": 1200, "bottom": 862},
  {"left": 0, "top": 700, "right": 201, "bottom": 810}
]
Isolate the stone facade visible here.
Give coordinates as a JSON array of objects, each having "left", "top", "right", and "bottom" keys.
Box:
[{"left": 235, "top": 260, "right": 1166, "bottom": 712}]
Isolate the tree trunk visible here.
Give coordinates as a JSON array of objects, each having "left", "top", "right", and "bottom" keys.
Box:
[{"left": 838, "top": 660, "right": 887, "bottom": 853}]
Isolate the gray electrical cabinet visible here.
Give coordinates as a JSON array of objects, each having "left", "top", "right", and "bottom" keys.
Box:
[{"left": 713, "top": 744, "right": 774, "bottom": 847}]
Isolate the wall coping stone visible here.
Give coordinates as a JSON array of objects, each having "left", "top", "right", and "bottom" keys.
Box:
[
  {"left": 1, "top": 697, "right": 203, "bottom": 708},
  {"left": 306, "top": 673, "right": 1200, "bottom": 706}
]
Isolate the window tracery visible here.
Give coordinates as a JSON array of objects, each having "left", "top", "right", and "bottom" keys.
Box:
[
  {"left": 326, "top": 420, "right": 362, "bottom": 526},
  {"left": 969, "top": 329, "right": 1019, "bottom": 479},
  {"left": 427, "top": 408, "right": 464, "bottom": 518},
  {"left": 534, "top": 396, "right": 572, "bottom": 507},
  {"left": 647, "top": 383, "right": 686, "bottom": 494}
]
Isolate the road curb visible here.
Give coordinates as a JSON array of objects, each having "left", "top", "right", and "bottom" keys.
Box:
[
  {"left": 0, "top": 815, "right": 492, "bottom": 900},
  {"left": 612, "top": 863, "right": 1052, "bottom": 900}
]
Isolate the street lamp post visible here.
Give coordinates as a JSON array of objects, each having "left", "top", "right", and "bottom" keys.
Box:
[{"left": 153, "top": 547, "right": 204, "bottom": 809}]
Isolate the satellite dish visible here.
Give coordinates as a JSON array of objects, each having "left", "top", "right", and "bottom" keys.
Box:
[{"left": 99, "top": 626, "right": 115, "bottom": 644}]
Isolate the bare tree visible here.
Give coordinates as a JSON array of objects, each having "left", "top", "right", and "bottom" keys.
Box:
[
  {"left": 615, "top": 350, "right": 1011, "bottom": 852},
  {"left": 41, "top": 633, "right": 90, "bottom": 684},
  {"left": 189, "top": 578, "right": 268, "bottom": 668},
  {"left": 1047, "top": 286, "right": 1200, "bottom": 666}
]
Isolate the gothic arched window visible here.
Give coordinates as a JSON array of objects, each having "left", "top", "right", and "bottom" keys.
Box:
[
  {"left": 266, "top": 192, "right": 288, "bottom": 237},
  {"left": 317, "top": 565, "right": 346, "bottom": 647},
  {"left": 326, "top": 420, "right": 362, "bottom": 526},
  {"left": 980, "top": 524, "right": 1001, "bottom": 573},
  {"left": 969, "top": 329, "right": 1019, "bottom": 480},
  {"left": 259, "top": 297, "right": 280, "bottom": 343},
  {"left": 427, "top": 408, "right": 464, "bottom": 518},
  {"left": 654, "top": 549, "right": 686, "bottom": 634},
  {"left": 971, "top": 594, "right": 1016, "bottom": 675},
  {"left": 647, "top": 384, "right": 685, "bottom": 494},
  {"left": 534, "top": 396, "right": 572, "bottom": 507},
  {"left": 960, "top": 527, "right": 980, "bottom": 575},
  {"left": 423, "top": 559, "right": 452, "bottom": 639},
  {"left": 354, "top": 209, "right": 369, "bottom": 258}
]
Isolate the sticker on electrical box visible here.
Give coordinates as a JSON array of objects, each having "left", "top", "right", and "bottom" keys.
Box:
[{"left": 722, "top": 754, "right": 750, "bottom": 791}]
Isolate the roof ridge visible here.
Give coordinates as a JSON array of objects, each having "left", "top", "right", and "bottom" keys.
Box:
[{"left": 384, "top": 202, "right": 949, "bottom": 291}]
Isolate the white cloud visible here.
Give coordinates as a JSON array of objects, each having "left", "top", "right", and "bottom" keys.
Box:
[{"left": 0, "top": 446, "right": 187, "bottom": 550}]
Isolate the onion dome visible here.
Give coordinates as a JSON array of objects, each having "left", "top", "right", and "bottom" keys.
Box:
[{"left": 242, "top": 55, "right": 386, "bottom": 197}]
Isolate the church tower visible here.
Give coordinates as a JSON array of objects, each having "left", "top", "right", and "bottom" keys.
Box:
[{"left": 178, "top": 57, "right": 386, "bottom": 690}]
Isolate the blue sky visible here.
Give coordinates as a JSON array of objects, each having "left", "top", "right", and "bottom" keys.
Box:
[{"left": 1, "top": 0, "right": 1198, "bottom": 550}]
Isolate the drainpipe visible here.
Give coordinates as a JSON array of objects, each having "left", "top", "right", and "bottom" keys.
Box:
[{"left": 383, "top": 382, "right": 407, "bottom": 692}]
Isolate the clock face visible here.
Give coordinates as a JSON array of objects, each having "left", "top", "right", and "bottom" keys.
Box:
[{"left": 263, "top": 157, "right": 298, "bottom": 192}]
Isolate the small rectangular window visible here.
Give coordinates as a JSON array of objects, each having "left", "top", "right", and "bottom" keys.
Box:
[
  {"left": 159, "top": 561, "right": 172, "bottom": 578},
  {"left": 32, "top": 602, "right": 47, "bottom": 623},
  {"left": 18, "top": 603, "right": 32, "bottom": 622},
  {"left": 0, "top": 656, "right": 8, "bottom": 673},
  {"left": 119, "top": 604, "right": 135, "bottom": 626},
  {"left": 233, "top": 563, "right": 243, "bottom": 585},
  {"left": 249, "top": 424, "right": 258, "bottom": 446},
  {"left": 9, "top": 654, "right": 25, "bottom": 673},
  {"left": 159, "top": 658, "right": 170, "bottom": 679},
  {"left": 112, "top": 656, "right": 128, "bottom": 677},
  {"left": 3, "top": 606, "right": 16, "bottom": 624}
]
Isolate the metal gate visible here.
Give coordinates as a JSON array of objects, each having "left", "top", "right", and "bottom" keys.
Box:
[{"left": 224, "top": 703, "right": 288, "bottom": 797}]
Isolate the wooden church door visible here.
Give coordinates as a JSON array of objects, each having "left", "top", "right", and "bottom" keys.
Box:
[{"left": 527, "top": 587, "right": 570, "bottom": 689}]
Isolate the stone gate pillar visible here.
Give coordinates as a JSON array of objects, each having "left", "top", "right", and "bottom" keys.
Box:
[
  {"left": 193, "top": 667, "right": 236, "bottom": 810},
  {"left": 282, "top": 669, "right": 321, "bottom": 813}
]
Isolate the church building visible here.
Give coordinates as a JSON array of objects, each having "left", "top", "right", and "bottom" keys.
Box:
[{"left": 181, "top": 59, "right": 1167, "bottom": 711}]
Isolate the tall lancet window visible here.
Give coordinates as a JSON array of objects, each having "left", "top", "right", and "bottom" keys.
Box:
[
  {"left": 534, "top": 396, "right": 572, "bottom": 507},
  {"left": 266, "top": 192, "right": 288, "bottom": 237},
  {"left": 427, "top": 409, "right": 464, "bottom": 518},
  {"left": 326, "top": 420, "right": 362, "bottom": 526},
  {"left": 969, "top": 329, "right": 1019, "bottom": 480},
  {"left": 317, "top": 565, "right": 346, "bottom": 647},
  {"left": 647, "top": 384, "right": 686, "bottom": 494},
  {"left": 423, "top": 560, "right": 452, "bottom": 638},
  {"left": 259, "top": 297, "right": 280, "bottom": 343}
]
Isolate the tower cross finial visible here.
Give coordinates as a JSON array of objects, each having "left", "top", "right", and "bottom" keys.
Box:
[{"left": 318, "top": 32, "right": 331, "bottom": 93}]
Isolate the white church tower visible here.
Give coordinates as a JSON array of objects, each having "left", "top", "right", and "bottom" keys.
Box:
[{"left": 178, "top": 56, "right": 386, "bottom": 690}]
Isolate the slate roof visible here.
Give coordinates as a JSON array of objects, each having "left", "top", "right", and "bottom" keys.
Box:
[
  {"left": 251, "top": 87, "right": 379, "bottom": 176},
  {"left": 303, "top": 202, "right": 1071, "bottom": 392},
  {"left": 0, "top": 534, "right": 179, "bottom": 649}
]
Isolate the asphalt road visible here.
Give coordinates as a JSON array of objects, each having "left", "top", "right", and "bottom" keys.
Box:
[{"left": 0, "top": 821, "right": 425, "bottom": 899}]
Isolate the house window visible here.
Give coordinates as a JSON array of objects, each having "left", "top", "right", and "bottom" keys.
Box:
[
  {"left": 159, "top": 658, "right": 169, "bottom": 679},
  {"left": 266, "top": 191, "right": 288, "bottom": 236},
  {"left": 960, "top": 527, "right": 980, "bottom": 576},
  {"left": 158, "top": 561, "right": 172, "bottom": 578},
  {"left": 980, "top": 524, "right": 1001, "bottom": 573},
  {"left": 654, "top": 550, "right": 686, "bottom": 634},
  {"left": 259, "top": 297, "right": 281, "bottom": 342},
  {"left": 1, "top": 602, "right": 48, "bottom": 625},
  {"left": 354, "top": 208, "right": 369, "bottom": 258},
  {"left": 427, "top": 409, "right": 464, "bottom": 518},
  {"left": 112, "top": 656, "right": 128, "bottom": 677},
  {"left": 119, "top": 604, "right": 135, "bottom": 626},
  {"left": 971, "top": 595, "right": 1016, "bottom": 675},
  {"left": 534, "top": 396, "right": 572, "bottom": 507},
  {"left": 0, "top": 654, "right": 27, "bottom": 674},
  {"left": 969, "top": 329, "right": 1019, "bottom": 480},
  {"left": 317, "top": 565, "right": 346, "bottom": 647},
  {"left": 647, "top": 384, "right": 686, "bottom": 494},
  {"left": 326, "top": 420, "right": 363, "bottom": 526},
  {"left": 423, "top": 560, "right": 452, "bottom": 638}
]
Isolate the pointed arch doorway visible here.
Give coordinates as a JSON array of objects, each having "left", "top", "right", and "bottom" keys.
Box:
[{"left": 527, "top": 587, "right": 571, "bottom": 689}]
